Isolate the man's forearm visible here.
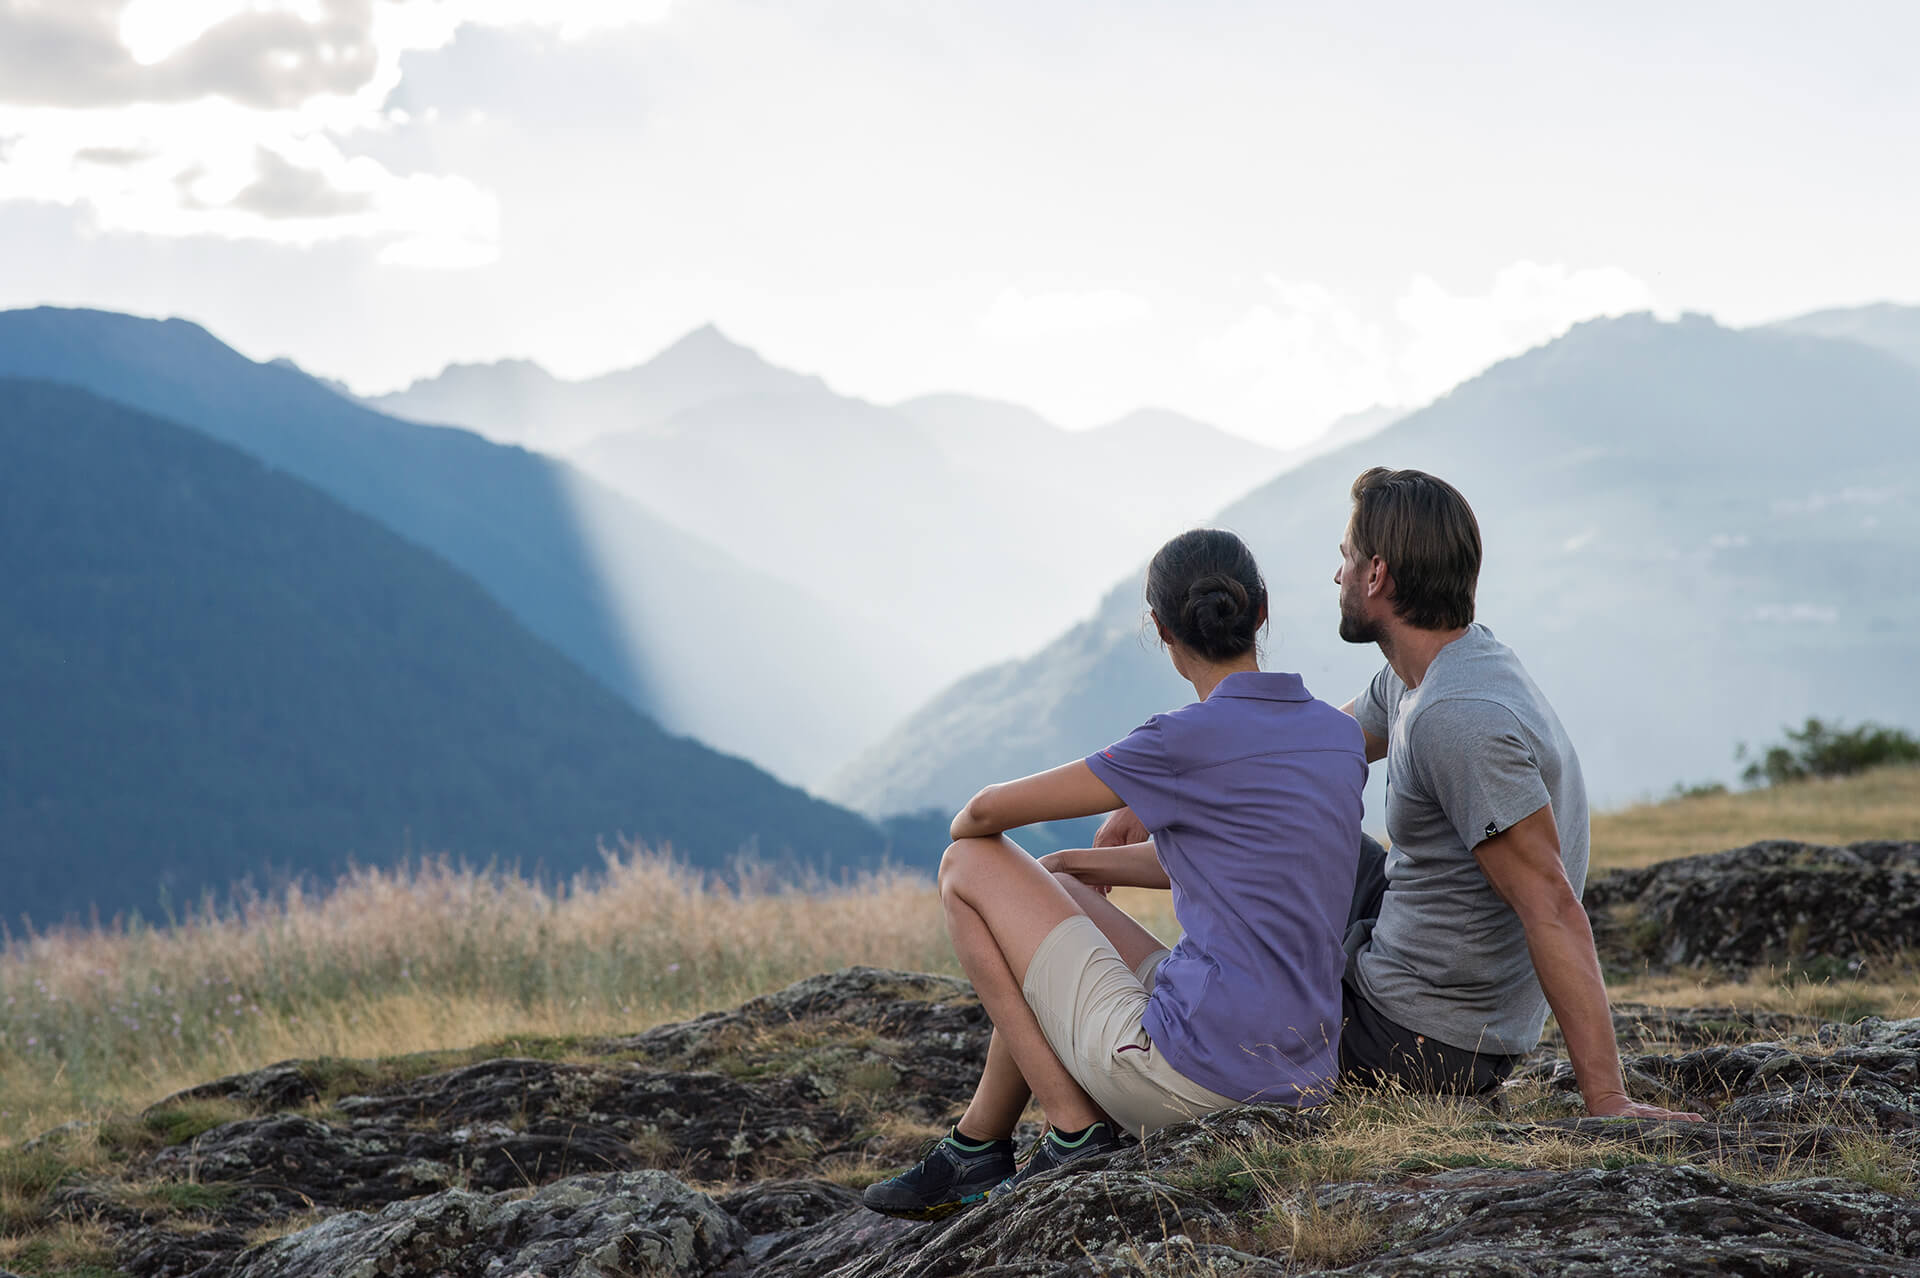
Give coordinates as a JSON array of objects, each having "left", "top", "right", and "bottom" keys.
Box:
[
  {"left": 1053, "top": 842, "right": 1170, "bottom": 889},
  {"left": 1521, "top": 898, "right": 1627, "bottom": 1110}
]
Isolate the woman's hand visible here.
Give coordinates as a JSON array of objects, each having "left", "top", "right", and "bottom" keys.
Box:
[
  {"left": 1094, "top": 807, "right": 1149, "bottom": 847},
  {"left": 1039, "top": 849, "right": 1111, "bottom": 896}
]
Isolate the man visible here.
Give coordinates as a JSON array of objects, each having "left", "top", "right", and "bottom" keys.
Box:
[{"left": 1101, "top": 467, "right": 1699, "bottom": 1120}]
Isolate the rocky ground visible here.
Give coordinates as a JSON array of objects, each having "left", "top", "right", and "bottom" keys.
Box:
[{"left": 5, "top": 838, "right": 1920, "bottom": 1277}]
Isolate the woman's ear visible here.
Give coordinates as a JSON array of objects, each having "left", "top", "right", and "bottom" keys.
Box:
[{"left": 1150, "top": 611, "right": 1174, "bottom": 647}]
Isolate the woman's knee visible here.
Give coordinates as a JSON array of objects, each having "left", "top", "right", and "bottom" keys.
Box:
[{"left": 939, "top": 836, "right": 998, "bottom": 895}]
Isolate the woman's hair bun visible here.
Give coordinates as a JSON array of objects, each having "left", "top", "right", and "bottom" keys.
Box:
[
  {"left": 1145, "top": 530, "right": 1268, "bottom": 661},
  {"left": 1182, "top": 574, "right": 1251, "bottom": 645}
]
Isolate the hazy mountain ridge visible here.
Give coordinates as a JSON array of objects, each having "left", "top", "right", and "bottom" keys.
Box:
[
  {"left": 0, "top": 307, "right": 912, "bottom": 788},
  {"left": 829, "top": 313, "right": 1920, "bottom": 816},
  {"left": 1768, "top": 302, "right": 1920, "bottom": 371},
  {"left": 372, "top": 325, "right": 828, "bottom": 451},
  {"left": 0, "top": 378, "right": 893, "bottom": 925},
  {"left": 382, "top": 334, "right": 1337, "bottom": 681}
]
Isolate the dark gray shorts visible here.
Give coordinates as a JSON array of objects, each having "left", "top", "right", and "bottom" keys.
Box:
[{"left": 1338, "top": 978, "right": 1523, "bottom": 1096}]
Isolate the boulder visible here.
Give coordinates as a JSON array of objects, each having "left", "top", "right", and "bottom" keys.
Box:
[
  {"left": 1585, "top": 839, "right": 1920, "bottom": 974},
  {"left": 228, "top": 1170, "right": 745, "bottom": 1278}
]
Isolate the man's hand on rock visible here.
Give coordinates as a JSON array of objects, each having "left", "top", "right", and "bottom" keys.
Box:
[
  {"left": 1588, "top": 1092, "right": 1705, "bottom": 1123},
  {"left": 1093, "top": 808, "right": 1148, "bottom": 848}
]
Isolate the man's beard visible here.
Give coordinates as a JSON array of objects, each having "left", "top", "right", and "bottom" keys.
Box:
[{"left": 1338, "top": 597, "right": 1381, "bottom": 645}]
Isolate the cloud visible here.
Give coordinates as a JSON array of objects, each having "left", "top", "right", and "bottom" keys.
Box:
[
  {"left": 0, "top": 0, "right": 668, "bottom": 264},
  {"left": 1195, "top": 262, "right": 1658, "bottom": 440},
  {"left": 1395, "top": 262, "right": 1657, "bottom": 400},
  {"left": 228, "top": 146, "right": 373, "bottom": 217},
  {"left": 0, "top": 0, "right": 380, "bottom": 110},
  {"left": 980, "top": 287, "right": 1154, "bottom": 341},
  {"left": 74, "top": 145, "right": 152, "bottom": 166}
]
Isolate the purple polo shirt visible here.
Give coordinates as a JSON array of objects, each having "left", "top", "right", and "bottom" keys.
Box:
[{"left": 1085, "top": 671, "right": 1365, "bottom": 1105}]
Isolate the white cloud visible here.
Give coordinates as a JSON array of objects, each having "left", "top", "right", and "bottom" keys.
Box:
[
  {"left": 1395, "top": 262, "right": 1657, "bottom": 401},
  {"left": 0, "top": 0, "right": 668, "bottom": 263},
  {"left": 1193, "top": 262, "right": 1657, "bottom": 441},
  {"left": 979, "top": 287, "right": 1153, "bottom": 341}
]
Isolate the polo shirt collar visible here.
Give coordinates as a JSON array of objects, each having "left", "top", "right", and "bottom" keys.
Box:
[{"left": 1209, "top": 671, "right": 1311, "bottom": 702}]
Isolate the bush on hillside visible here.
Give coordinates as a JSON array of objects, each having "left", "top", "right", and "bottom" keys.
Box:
[{"left": 1738, "top": 718, "right": 1920, "bottom": 787}]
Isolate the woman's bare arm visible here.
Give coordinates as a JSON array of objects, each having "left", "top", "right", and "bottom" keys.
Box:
[
  {"left": 1039, "top": 842, "right": 1170, "bottom": 890},
  {"left": 949, "top": 760, "right": 1122, "bottom": 840}
]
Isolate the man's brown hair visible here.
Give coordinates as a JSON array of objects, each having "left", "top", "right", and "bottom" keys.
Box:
[{"left": 1347, "top": 467, "right": 1482, "bottom": 630}]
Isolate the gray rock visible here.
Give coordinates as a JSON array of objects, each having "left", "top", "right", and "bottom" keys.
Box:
[
  {"left": 228, "top": 1169, "right": 745, "bottom": 1278},
  {"left": 1585, "top": 839, "right": 1920, "bottom": 973},
  {"left": 1319, "top": 1162, "right": 1920, "bottom": 1276},
  {"left": 821, "top": 1171, "right": 1232, "bottom": 1278}
]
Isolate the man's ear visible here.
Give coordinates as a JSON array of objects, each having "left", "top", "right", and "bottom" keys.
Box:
[{"left": 1368, "top": 556, "right": 1394, "bottom": 601}]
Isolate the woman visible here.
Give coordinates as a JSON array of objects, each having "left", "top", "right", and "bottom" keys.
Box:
[{"left": 863, "top": 529, "right": 1367, "bottom": 1220}]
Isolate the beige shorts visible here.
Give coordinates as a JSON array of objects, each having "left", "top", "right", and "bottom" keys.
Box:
[{"left": 1021, "top": 915, "right": 1239, "bottom": 1137}]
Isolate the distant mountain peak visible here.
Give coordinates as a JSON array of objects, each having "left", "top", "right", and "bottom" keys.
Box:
[{"left": 641, "top": 322, "right": 792, "bottom": 380}]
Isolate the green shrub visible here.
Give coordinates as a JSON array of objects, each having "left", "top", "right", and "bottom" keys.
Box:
[{"left": 1738, "top": 719, "right": 1920, "bottom": 787}]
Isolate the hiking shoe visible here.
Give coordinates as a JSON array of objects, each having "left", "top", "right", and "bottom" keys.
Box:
[
  {"left": 989, "top": 1122, "right": 1130, "bottom": 1199},
  {"left": 861, "top": 1126, "right": 1016, "bottom": 1220}
]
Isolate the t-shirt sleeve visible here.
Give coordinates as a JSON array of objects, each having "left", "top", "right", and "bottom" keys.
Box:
[
  {"left": 1084, "top": 716, "right": 1181, "bottom": 833},
  {"left": 1354, "top": 665, "right": 1396, "bottom": 742},
  {"left": 1407, "top": 698, "right": 1551, "bottom": 853}
]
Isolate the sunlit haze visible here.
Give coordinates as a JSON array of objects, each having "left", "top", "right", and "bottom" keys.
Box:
[{"left": 3, "top": 1, "right": 1916, "bottom": 445}]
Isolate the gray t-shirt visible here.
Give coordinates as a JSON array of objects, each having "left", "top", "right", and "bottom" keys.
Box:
[{"left": 1349, "top": 623, "right": 1590, "bottom": 1056}]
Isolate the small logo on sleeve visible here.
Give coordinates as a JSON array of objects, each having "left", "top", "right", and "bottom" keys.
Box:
[{"left": 1485, "top": 820, "right": 1500, "bottom": 839}]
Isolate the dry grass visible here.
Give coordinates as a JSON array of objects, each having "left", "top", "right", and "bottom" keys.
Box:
[
  {"left": 1591, "top": 764, "right": 1920, "bottom": 871},
  {"left": 1607, "top": 961, "right": 1920, "bottom": 1024},
  {"left": 0, "top": 1218, "right": 119, "bottom": 1277},
  {"left": 2, "top": 768, "right": 1913, "bottom": 1155},
  {"left": 0, "top": 845, "right": 952, "bottom": 1145}
]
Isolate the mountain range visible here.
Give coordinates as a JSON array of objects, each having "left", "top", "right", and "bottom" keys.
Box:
[
  {"left": 828, "top": 310, "right": 1920, "bottom": 817},
  {"left": 9, "top": 298, "right": 1918, "bottom": 921},
  {"left": 0, "top": 378, "right": 891, "bottom": 925},
  {"left": 374, "top": 333, "right": 1391, "bottom": 682},
  {"left": 0, "top": 308, "right": 916, "bottom": 788}
]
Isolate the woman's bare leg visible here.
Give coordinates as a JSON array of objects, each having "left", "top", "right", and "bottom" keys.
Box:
[
  {"left": 953, "top": 864, "right": 1173, "bottom": 1137},
  {"left": 1050, "top": 872, "right": 1170, "bottom": 972},
  {"left": 940, "top": 835, "right": 1104, "bottom": 1135},
  {"left": 956, "top": 1028, "right": 1030, "bottom": 1141}
]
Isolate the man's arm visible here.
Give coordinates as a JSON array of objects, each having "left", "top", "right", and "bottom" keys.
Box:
[
  {"left": 1039, "top": 842, "right": 1172, "bottom": 890},
  {"left": 1338, "top": 698, "right": 1389, "bottom": 763},
  {"left": 1474, "top": 807, "right": 1702, "bottom": 1122}
]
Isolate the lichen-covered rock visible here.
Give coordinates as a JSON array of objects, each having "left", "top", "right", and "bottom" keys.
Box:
[
  {"left": 1518, "top": 1016, "right": 1920, "bottom": 1133},
  {"left": 228, "top": 1170, "right": 745, "bottom": 1278},
  {"left": 1585, "top": 839, "right": 1920, "bottom": 973},
  {"left": 1312, "top": 1162, "right": 1920, "bottom": 1276},
  {"left": 821, "top": 1171, "right": 1232, "bottom": 1278}
]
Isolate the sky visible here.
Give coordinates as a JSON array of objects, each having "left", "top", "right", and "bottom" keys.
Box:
[{"left": 1, "top": 1, "right": 1916, "bottom": 447}]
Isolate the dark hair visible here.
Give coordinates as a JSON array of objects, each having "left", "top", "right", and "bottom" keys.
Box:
[
  {"left": 1145, "top": 529, "right": 1267, "bottom": 661},
  {"left": 1347, "top": 467, "right": 1481, "bottom": 630}
]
